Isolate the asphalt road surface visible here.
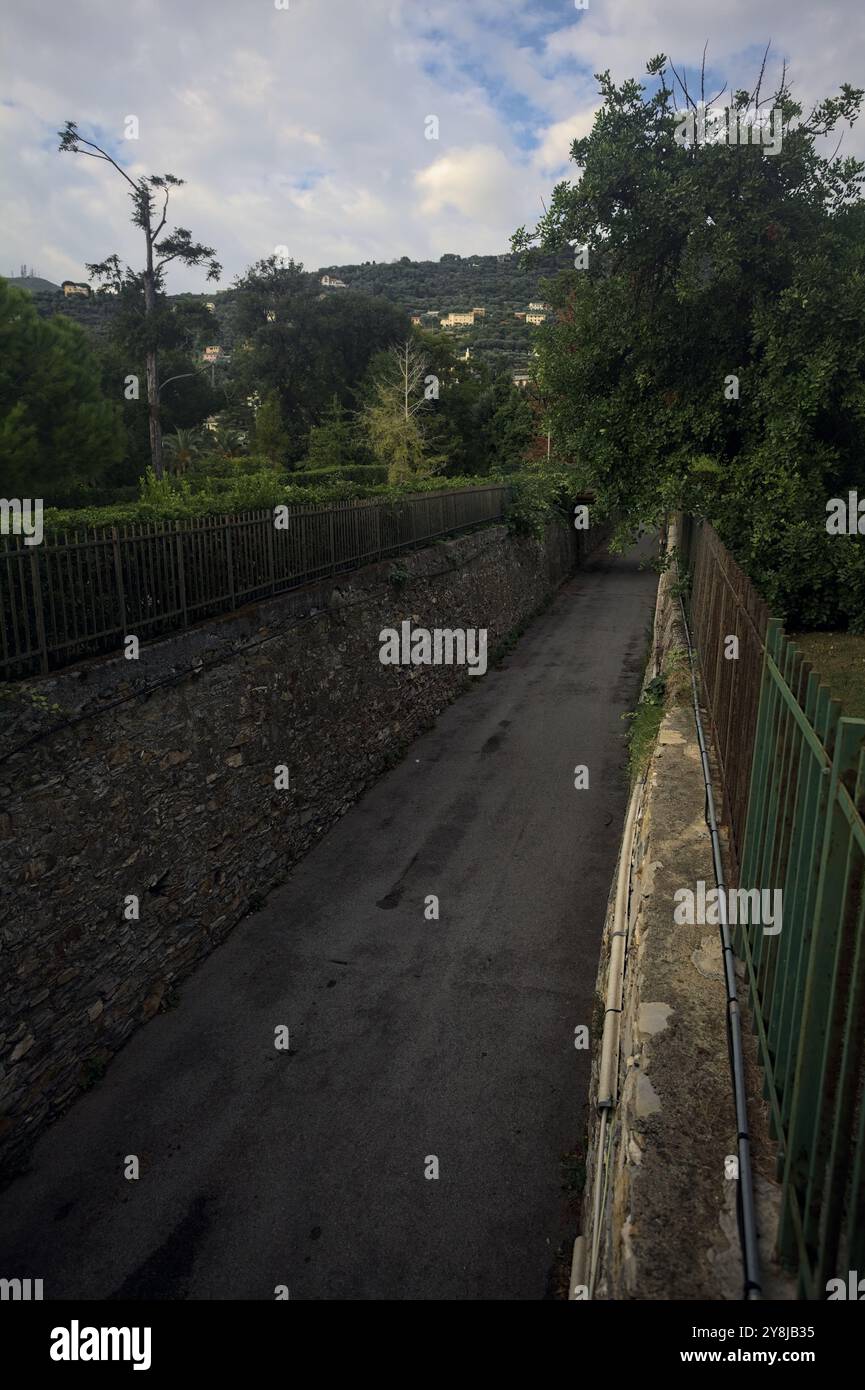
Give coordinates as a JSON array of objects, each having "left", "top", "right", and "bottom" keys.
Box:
[{"left": 0, "top": 536, "right": 658, "bottom": 1300}]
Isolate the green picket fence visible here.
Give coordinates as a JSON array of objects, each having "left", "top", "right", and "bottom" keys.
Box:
[
  {"left": 681, "top": 517, "right": 865, "bottom": 1297},
  {"left": 738, "top": 619, "right": 865, "bottom": 1298}
]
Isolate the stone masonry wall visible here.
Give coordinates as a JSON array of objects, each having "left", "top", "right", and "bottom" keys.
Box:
[{"left": 0, "top": 516, "right": 592, "bottom": 1178}]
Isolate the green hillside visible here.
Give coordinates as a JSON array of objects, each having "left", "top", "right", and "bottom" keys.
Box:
[
  {"left": 17, "top": 248, "right": 569, "bottom": 378},
  {"left": 313, "top": 250, "right": 571, "bottom": 375},
  {"left": 7, "top": 275, "right": 62, "bottom": 294}
]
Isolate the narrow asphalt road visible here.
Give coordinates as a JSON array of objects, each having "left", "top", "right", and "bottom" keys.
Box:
[{"left": 0, "top": 536, "right": 657, "bottom": 1301}]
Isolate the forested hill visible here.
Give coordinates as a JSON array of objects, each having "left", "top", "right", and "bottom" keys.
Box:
[
  {"left": 18, "top": 247, "right": 573, "bottom": 383},
  {"left": 315, "top": 250, "right": 572, "bottom": 313},
  {"left": 310, "top": 249, "right": 572, "bottom": 376}
]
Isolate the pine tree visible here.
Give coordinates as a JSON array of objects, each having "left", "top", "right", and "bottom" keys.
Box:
[
  {"left": 253, "top": 390, "right": 289, "bottom": 465},
  {"left": 305, "top": 396, "right": 361, "bottom": 472}
]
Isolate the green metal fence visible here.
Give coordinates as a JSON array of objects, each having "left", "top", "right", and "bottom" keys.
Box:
[
  {"left": 682, "top": 517, "right": 865, "bottom": 1298},
  {"left": 738, "top": 619, "right": 865, "bottom": 1298}
]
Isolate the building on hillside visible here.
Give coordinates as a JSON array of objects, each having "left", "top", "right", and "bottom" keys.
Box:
[
  {"left": 61, "top": 280, "right": 90, "bottom": 297},
  {"left": 202, "top": 346, "right": 221, "bottom": 363},
  {"left": 526, "top": 312, "right": 547, "bottom": 325},
  {"left": 320, "top": 274, "right": 347, "bottom": 288},
  {"left": 528, "top": 301, "right": 551, "bottom": 311},
  {"left": 410, "top": 315, "right": 422, "bottom": 325},
  {"left": 512, "top": 370, "right": 531, "bottom": 389},
  {"left": 440, "top": 308, "right": 486, "bottom": 328},
  {"left": 514, "top": 311, "right": 527, "bottom": 320}
]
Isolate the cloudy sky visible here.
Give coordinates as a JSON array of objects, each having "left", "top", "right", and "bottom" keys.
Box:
[{"left": 2, "top": 0, "right": 863, "bottom": 291}]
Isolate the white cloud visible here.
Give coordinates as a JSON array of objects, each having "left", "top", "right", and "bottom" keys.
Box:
[
  {"left": 532, "top": 108, "right": 601, "bottom": 176},
  {"left": 415, "top": 146, "right": 517, "bottom": 221},
  {"left": 1, "top": 0, "right": 862, "bottom": 289}
]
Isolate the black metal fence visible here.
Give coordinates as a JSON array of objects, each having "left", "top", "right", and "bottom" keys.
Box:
[{"left": 1, "top": 486, "right": 509, "bottom": 678}]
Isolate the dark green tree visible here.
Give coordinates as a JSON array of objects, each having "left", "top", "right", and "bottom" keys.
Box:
[
  {"left": 93, "top": 289, "right": 222, "bottom": 484},
  {"left": 304, "top": 395, "right": 367, "bottom": 471},
  {"left": 0, "top": 278, "right": 125, "bottom": 496},
  {"left": 406, "top": 329, "right": 490, "bottom": 475},
  {"left": 252, "top": 389, "right": 290, "bottom": 465},
  {"left": 513, "top": 55, "right": 865, "bottom": 627},
  {"left": 473, "top": 374, "right": 535, "bottom": 473},
  {"left": 231, "top": 256, "right": 408, "bottom": 461}
]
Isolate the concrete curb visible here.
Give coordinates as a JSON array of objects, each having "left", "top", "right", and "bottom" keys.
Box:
[{"left": 580, "top": 528, "right": 747, "bottom": 1299}]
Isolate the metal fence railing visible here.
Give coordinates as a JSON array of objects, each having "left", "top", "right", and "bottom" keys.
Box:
[
  {"left": 742, "top": 617, "right": 865, "bottom": 1296},
  {"left": 0, "top": 485, "right": 509, "bottom": 679},
  {"left": 678, "top": 515, "right": 770, "bottom": 873},
  {"left": 680, "top": 515, "right": 865, "bottom": 1298}
]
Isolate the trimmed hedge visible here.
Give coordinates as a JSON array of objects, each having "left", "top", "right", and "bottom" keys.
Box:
[
  {"left": 42, "top": 472, "right": 508, "bottom": 531},
  {"left": 41, "top": 484, "right": 140, "bottom": 509},
  {"left": 287, "top": 464, "right": 389, "bottom": 485}
]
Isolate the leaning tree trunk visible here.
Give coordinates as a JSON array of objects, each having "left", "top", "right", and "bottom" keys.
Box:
[
  {"left": 143, "top": 250, "right": 163, "bottom": 479},
  {"left": 145, "top": 347, "right": 162, "bottom": 478}
]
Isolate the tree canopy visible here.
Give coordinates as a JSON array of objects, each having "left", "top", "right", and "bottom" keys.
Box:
[
  {"left": 228, "top": 256, "right": 409, "bottom": 462},
  {"left": 0, "top": 277, "right": 125, "bottom": 495},
  {"left": 514, "top": 54, "right": 865, "bottom": 629}
]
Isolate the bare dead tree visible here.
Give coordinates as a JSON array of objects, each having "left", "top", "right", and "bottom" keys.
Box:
[{"left": 58, "top": 121, "right": 221, "bottom": 478}]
